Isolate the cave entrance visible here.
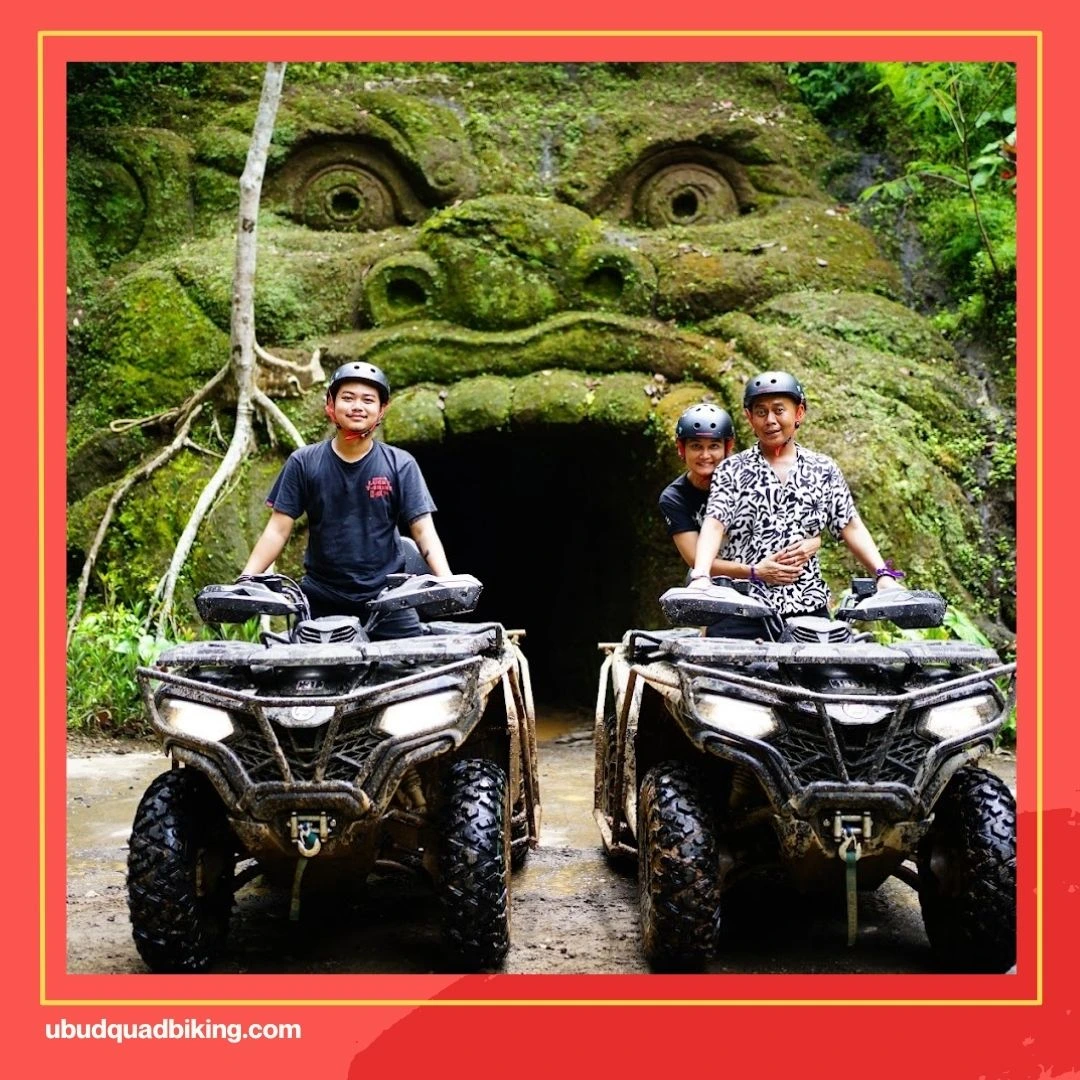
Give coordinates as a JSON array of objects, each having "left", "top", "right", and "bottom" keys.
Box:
[{"left": 407, "top": 426, "right": 676, "bottom": 710}]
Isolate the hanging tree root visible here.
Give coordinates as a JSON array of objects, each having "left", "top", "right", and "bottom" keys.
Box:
[
  {"left": 108, "top": 363, "right": 231, "bottom": 435},
  {"left": 150, "top": 385, "right": 308, "bottom": 632},
  {"left": 107, "top": 345, "right": 323, "bottom": 435},
  {"left": 150, "top": 61, "right": 288, "bottom": 635},
  {"left": 70, "top": 343, "right": 311, "bottom": 643},
  {"left": 72, "top": 63, "right": 293, "bottom": 640},
  {"left": 67, "top": 406, "right": 205, "bottom": 647},
  {"left": 254, "top": 342, "right": 326, "bottom": 397}
]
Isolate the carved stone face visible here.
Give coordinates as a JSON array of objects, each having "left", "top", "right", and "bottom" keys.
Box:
[{"left": 67, "top": 63, "right": 997, "bottom": 695}]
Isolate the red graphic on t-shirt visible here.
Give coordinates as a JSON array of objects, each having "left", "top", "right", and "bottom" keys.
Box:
[{"left": 367, "top": 476, "right": 393, "bottom": 499}]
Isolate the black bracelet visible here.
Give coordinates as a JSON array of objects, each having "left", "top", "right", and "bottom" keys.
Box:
[{"left": 749, "top": 565, "right": 761, "bottom": 585}]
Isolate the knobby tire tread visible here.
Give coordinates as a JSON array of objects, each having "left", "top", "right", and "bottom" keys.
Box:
[
  {"left": 127, "top": 769, "right": 235, "bottom": 973},
  {"left": 638, "top": 762, "right": 722, "bottom": 971},
  {"left": 917, "top": 766, "right": 1016, "bottom": 972},
  {"left": 438, "top": 759, "right": 511, "bottom": 971}
]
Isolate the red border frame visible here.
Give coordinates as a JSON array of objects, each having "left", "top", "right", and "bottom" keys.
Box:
[{"left": 12, "top": 5, "right": 1074, "bottom": 1075}]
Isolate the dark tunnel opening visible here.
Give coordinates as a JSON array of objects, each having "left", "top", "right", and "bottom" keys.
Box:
[{"left": 408, "top": 427, "right": 676, "bottom": 710}]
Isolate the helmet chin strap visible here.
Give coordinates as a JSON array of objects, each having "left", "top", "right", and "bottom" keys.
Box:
[
  {"left": 769, "top": 432, "right": 796, "bottom": 457},
  {"left": 326, "top": 401, "right": 384, "bottom": 442},
  {"left": 338, "top": 418, "right": 382, "bottom": 442},
  {"left": 773, "top": 419, "right": 800, "bottom": 457}
]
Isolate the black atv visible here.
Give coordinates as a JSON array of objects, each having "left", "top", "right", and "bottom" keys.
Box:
[
  {"left": 127, "top": 567, "right": 540, "bottom": 973},
  {"left": 594, "top": 576, "right": 1016, "bottom": 972}
]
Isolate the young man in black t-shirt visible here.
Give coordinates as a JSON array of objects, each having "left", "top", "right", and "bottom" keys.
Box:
[{"left": 241, "top": 361, "right": 452, "bottom": 638}]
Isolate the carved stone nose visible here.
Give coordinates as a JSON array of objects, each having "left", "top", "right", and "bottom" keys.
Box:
[
  {"left": 359, "top": 195, "right": 660, "bottom": 331},
  {"left": 362, "top": 253, "right": 445, "bottom": 326}
]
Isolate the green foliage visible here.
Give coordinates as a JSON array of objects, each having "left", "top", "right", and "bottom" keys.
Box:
[
  {"left": 67, "top": 63, "right": 267, "bottom": 130},
  {"left": 988, "top": 439, "right": 1016, "bottom": 487},
  {"left": 66, "top": 580, "right": 169, "bottom": 735},
  {"left": 921, "top": 191, "right": 1016, "bottom": 297},
  {"left": 785, "top": 63, "right": 871, "bottom": 114},
  {"left": 858, "top": 63, "right": 1015, "bottom": 269},
  {"left": 783, "top": 63, "right": 890, "bottom": 144},
  {"left": 844, "top": 62, "right": 1017, "bottom": 383},
  {"left": 869, "top": 63, "right": 1015, "bottom": 180},
  {"left": 67, "top": 573, "right": 264, "bottom": 735},
  {"left": 68, "top": 63, "right": 211, "bottom": 127},
  {"left": 865, "top": 605, "right": 1016, "bottom": 745}
]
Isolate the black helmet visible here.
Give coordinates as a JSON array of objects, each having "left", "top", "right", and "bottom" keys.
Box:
[
  {"left": 675, "top": 403, "right": 734, "bottom": 441},
  {"left": 327, "top": 361, "right": 390, "bottom": 404},
  {"left": 743, "top": 370, "right": 806, "bottom": 409}
]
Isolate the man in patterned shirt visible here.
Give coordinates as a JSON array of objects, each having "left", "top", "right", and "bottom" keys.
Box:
[
  {"left": 687, "top": 370, "right": 900, "bottom": 626},
  {"left": 659, "top": 403, "right": 820, "bottom": 605}
]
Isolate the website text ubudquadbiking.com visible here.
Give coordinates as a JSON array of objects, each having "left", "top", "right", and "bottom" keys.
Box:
[{"left": 44, "top": 1018, "right": 302, "bottom": 1044}]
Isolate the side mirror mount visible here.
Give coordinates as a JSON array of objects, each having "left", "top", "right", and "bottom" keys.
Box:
[
  {"left": 836, "top": 586, "right": 948, "bottom": 629},
  {"left": 196, "top": 581, "right": 305, "bottom": 624},
  {"left": 660, "top": 582, "right": 773, "bottom": 627},
  {"left": 367, "top": 574, "right": 484, "bottom": 621}
]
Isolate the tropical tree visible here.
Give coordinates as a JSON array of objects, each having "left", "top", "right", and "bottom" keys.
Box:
[{"left": 67, "top": 61, "right": 307, "bottom": 643}]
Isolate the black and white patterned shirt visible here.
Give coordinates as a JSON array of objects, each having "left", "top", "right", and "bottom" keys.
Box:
[{"left": 704, "top": 444, "right": 858, "bottom": 615}]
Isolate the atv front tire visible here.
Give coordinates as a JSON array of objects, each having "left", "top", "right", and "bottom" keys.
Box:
[
  {"left": 637, "top": 763, "right": 721, "bottom": 971},
  {"left": 127, "top": 768, "right": 236, "bottom": 973},
  {"left": 438, "top": 759, "right": 511, "bottom": 970},
  {"left": 917, "top": 766, "right": 1016, "bottom": 972}
]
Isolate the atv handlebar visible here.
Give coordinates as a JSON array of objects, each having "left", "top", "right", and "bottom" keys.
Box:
[
  {"left": 661, "top": 575, "right": 947, "bottom": 632},
  {"left": 197, "top": 574, "right": 311, "bottom": 625},
  {"left": 196, "top": 571, "right": 483, "bottom": 631}
]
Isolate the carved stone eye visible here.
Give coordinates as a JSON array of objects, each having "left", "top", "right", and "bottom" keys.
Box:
[
  {"left": 272, "top": 139, "right": 428, "bottom": 233},
  {"left": 299, "top": 165, "right": 397, "bottom": 232},
  {"left": 634, "top": 163, "right": 740, "bottom": 228},
  {"left": 593, "top": 147, "right": 757, "bottom": 228}
]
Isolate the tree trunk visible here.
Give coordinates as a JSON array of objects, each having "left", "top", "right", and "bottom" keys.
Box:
[{"left": 151, "top": 61, "right": 287, "bottom": 632}]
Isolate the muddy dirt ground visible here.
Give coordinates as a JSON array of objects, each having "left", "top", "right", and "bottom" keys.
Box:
[{"left": 67, "top": 711, "right": 1017, "bottom": 976}]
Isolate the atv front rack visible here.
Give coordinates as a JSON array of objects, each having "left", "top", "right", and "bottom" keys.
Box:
[
  {"left": 644, "top": 634, "right": 1007, "bottom": 669},
  {"left": 617, "top": 630, "right": 1016, "bottom": 824},
  {"left": 153, "top": 622, "right": 505, "bottom": 669},
  {"left": 667, "top": 649, "right": 1015, "bottom": 817},
  {"left": 134, "top": 626, "right": 515, "bottom": 821}
]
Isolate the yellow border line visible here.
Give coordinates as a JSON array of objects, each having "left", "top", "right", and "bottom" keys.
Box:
[
  {"left": 46, "top": 33, "right": 1041, "bottom": 1010},
  {"left": 40, "top": 29, "right": 1041, "bottom": 36},
  {"left": 41, "top": 997, "right": 1041, "bottom": 1007},
  {"left": 1035, "top": 28, "right": 1044, "bottom": 1004},
  {"left": 38, "top": 26, "right": 48, "bottom": 1004}
]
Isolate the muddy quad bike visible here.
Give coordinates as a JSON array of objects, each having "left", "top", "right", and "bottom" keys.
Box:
[
  {"left": 127, "top": 562, "right": 540, "bottom": 973},
  {"left": 594, "top": 576, "right": 1017, "bottom": 973}
]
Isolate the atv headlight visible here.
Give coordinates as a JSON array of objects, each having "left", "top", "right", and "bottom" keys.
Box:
[
  {"left": 919, "top": 694, "right": 998, "bottom": 740},
  {"left": 694, "top": 694, "right": 777, "bottom": 740},
  {"left": 160, "top": 696, "right": 234, "bottom": 741},
  {"left": 375, "top": 689, "right": 463, "bottom": 738}
]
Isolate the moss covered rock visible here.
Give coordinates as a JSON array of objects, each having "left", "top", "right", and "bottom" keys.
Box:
[{"left": 65, "top": 61, "right": 1014, "bottom": 651}]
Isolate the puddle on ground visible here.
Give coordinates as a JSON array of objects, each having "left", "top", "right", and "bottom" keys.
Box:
[{"left": 534, "top": 705, "right": 593, "bottom": 742}]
